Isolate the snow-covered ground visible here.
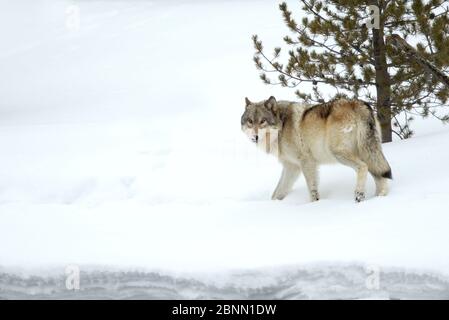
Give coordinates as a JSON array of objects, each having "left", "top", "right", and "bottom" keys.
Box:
[{"left": 1, "top": 0, "right": 449, "bottom": 299}]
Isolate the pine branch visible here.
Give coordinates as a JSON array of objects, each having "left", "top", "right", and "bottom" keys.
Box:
[{"left": 387, "top": 34, "right": 449, "bottom": 88}]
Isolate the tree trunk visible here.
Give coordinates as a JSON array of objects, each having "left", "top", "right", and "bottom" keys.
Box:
[{"left": 371, "top": 2, "right": 392, "bottom": 143}]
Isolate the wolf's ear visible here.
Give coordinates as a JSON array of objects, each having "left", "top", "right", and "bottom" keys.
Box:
[
  {"left": 245, "top": 97, "right": 252, "bottom": 108},
  {"left": 265, "top": 96, "right": 277, "bottom": 112}
]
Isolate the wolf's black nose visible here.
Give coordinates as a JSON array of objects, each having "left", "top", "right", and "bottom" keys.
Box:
[{"left": 255, "top": 135, "right": 259, "bottom": 143}]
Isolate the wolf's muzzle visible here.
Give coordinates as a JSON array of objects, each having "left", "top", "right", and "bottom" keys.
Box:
[{"left": 252, "top": 135, "right": 259, "bottom": 144}]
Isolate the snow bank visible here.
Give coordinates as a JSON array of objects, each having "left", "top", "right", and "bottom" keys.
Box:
[{"left": 1, "top": 122, "right": 449, "bottom": 276}]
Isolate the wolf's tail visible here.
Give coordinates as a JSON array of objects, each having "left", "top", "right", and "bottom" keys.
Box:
[{"left": 357, "top": 102, "right": 392, "bottom": 180}]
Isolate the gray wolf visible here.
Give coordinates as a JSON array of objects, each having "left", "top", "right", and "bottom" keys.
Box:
[{"left": 241, "top": 96, "right": 392, "bottom": 202}]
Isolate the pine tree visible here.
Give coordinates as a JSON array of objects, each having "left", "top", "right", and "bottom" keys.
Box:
[{"left": 252, "top": 0, "right": 449, "bottom": 142}]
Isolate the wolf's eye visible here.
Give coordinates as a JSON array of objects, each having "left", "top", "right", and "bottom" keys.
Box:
[
  {"left": 260, "top": 119, "right": 267, "bottom": 125},
  {"left": 247, "top": 119, "right": 253, "bottom": 125}
]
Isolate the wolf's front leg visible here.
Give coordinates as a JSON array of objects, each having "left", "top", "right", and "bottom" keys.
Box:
[
  {"left": 271, "top": 163, "right": 301, "bottom": 200},
  {"left": 301, "top": 159, "right": 319, "bottom": 202}
]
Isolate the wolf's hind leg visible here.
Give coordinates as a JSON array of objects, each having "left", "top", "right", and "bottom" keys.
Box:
[
  {"left": 300, "top": 159, "right": 319, "bottom": 202},
  {"left": 333, "top": 152, "right": 368, "bottom": 202},
  {"left": 372, "top": 175, "right": 389, "bottom": 196},
  {"left": 272, "top": 163, "right": 301, "bottom": 200}
]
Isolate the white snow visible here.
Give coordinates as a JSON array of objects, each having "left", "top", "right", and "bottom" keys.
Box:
[{"left": 1, "top": 0, "right": 449, "bottom": 298}]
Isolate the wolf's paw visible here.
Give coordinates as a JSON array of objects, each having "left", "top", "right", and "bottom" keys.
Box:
[
  {"left": 310, "top": 190, "right": 320, "bottom": 202},
  {"left": 376, "top": 189, "right": 388, "bottom": 197},
  {"left": 271, "top": 191, "right": 287, "bottom": 200},
  {"left": 355, "top": 191, "right": 365, "bottom": 202}
]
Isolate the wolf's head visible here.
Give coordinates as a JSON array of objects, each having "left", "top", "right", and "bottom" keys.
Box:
[{"left": 241, "top": 96, "right": 281, "bottom": 150}]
